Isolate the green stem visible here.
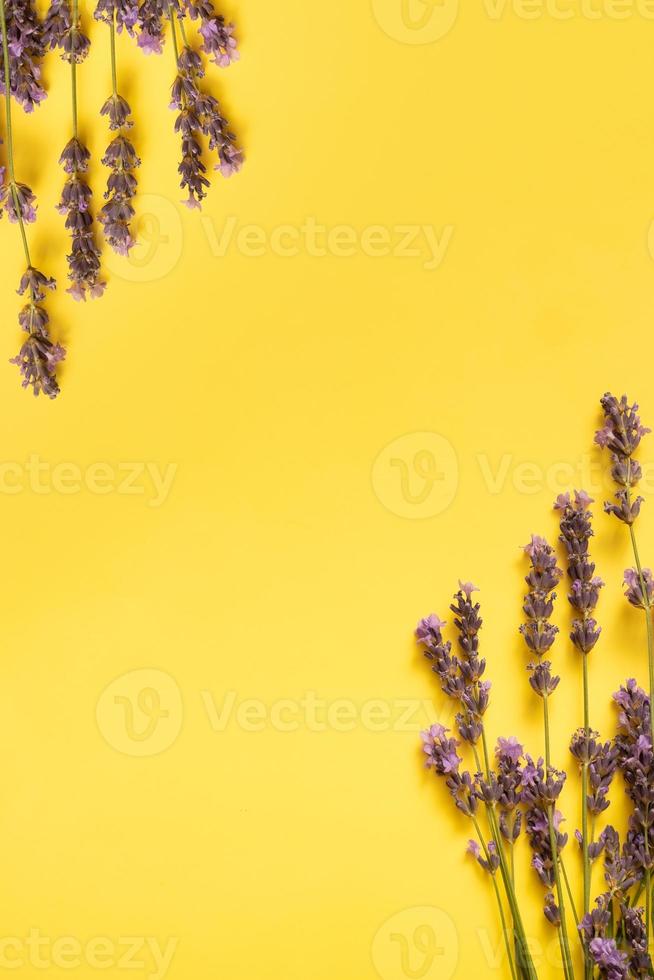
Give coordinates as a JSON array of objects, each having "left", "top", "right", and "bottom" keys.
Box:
[
  {"left": 560, "top": 856, "right": 580, "bottom": 928},
  {"left": 543, "top": 695, "right": 575, "bottom": 980},
  {"left": 486, "top": 803, "right": 538, "bottom": 980},
  {"left": 581, "top": 652, "right": 591, "bottom": 980},
  {"left": 168, "top": 4, "right": 180, "bottom": 62},
  {"left": 109, "top": 9, "right": 118, "bottom": 97},
  {"left": 70, "top": 0, "right": 79, "bottom": 138},
  {"left": 471, "top": 815, "right": 517, "bottom": 980},
  {"left": 548, "top": 805, "right": 575, "bottom": 980}
]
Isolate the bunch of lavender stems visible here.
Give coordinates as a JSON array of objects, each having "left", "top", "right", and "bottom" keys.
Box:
[
  {"left": 413, "top": 394, "right": 654, "bottom": 980},
  {"left": 1, "top": 0, "right": 65, "bottom": 395},
  {"left": 417, "top": 589, "right": 538, "bottom": 980},
  {"left": 596, "top": 394, "right": 654, "bottom": 944}
]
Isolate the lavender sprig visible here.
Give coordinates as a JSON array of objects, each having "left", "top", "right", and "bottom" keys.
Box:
[
  {"left": 96, "top": 1, "right": 140, "bottom": 255},
  {"left": 520, "top": 536, "right": 576, "bottom": 978},
  {"left": 556, "top": 490, "right": 606, "bottom": 940},
  {"left": 596, "top": 395, "right": 654, "bottom": 740},
  {"left": 417, "top": 591, "right": 537, "bottom": 979},
  {"left": 1, "top": 0, "right": 64, "bottom": 395},
  {"left": 48, "top": 0, "right": 105, "bottom": 300}
]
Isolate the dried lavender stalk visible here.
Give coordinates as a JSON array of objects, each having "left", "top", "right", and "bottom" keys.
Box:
[
  {"left": 46, "top": 0, "right": 105, "bottom": 300},
  {"left": 556, "top": 490, "right": 608, "bottom": 953},
  {"left": 96, "top": 0, "right": 140, "bottom": 254},
  {"left": 520, "top": 535, "right": 576, "bottom": 979},
  {"left": 596, "top": 395, "right": 653, "bottom": 738},
  {"left": 595, "top": 394, "right": 654, "bottom": 946},
  {"left": 0, "top": 0, "right": 64, "bottom": 396}
]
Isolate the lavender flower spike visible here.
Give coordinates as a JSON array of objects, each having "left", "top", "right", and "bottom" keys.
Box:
[
  {"left": 0, "top": 0, "right": 47, "bottom": 111},
  {"left": 10, "top": 267, "right": 65, "bottom": 397},
  {"left": 556, "top": 491, "right": 603, "bottom": 655},
  {"left": 520, "top": 534, "right": 563, "bottom": 692},
  {"left": 596, "top": 393, "right": 649, "bottom": 525}
]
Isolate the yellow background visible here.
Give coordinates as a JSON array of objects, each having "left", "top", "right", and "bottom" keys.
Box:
[{"left": 1, "top": 0, "right": 654, "bottom": 977}]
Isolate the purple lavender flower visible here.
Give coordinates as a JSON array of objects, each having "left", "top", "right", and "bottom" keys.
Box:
[
  {"left": 0, "top": 178, "right": 36, "bottom": 222},
  {"left": 623, "top": 568, "right": 654, "bottom": 610},
  {"left": 622, "top": 904, "right": 652, "bottom": 977},
  {"left": 170, "top": 37, "right": 243, "bottom": 207},
  {"left": 416, "top": 584, "right": 489, "bottom": 746},
  {"left": 9, "top": 266, "right": 65, "bottom": 397},
  {"left": 44, "top": 0, "right": 90, "bottom": 62},
  {"left": 0, "top": 0, "right": 47, "bottom": 110},
  {"left": 98, "top": 92, "right": 140, "bottom": 255},
  {"left": 58, "top": 137, "right": 105, "bottom": 300},
  {"left": 182, "top": 0, "right": 239, "bottom": 67},
  {"left": 569, "top": 729, "right": 617, "bottom": 816},
  {"left": 467, "top": 838, "right": 499, "bottom": 874},
  {"left": 521, "top": 535, "right": 562, "bottom": 694},
  {"left": 588, "top": 937, "right": 628, "bottom": 979},
  {"left": 596, "top": 393, "right": 650, "bottom": 525},
  {"left": 94, "top": 0, "right": 138, "bottom": 33},
  {"left": 496, "top": 737, "right": 523, "bottom": 842},
  {"left": 135, "top": 0, "right": 166, "bottom": 52},
  {"left": 421, "top": 724, "right": 461, "bottom": 775},
  {"left": 556, "top": 490, "right": 604, "bottom": 654}
]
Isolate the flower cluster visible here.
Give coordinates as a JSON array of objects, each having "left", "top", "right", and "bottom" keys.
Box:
[
  {"left": 98, "top": 94, "right": 139, "bottom": 254},
  {"left": 58, "top": 137, "right": 104, "bottom": 300},
  {"left": 520, "top": 535, "right": 563, "bottom": 699},
  {"left": 556, "top": 491, "right": 603, "bottom": 654},
  {"left": 413, "top": 394, "right": 654, "bottom": 980},
  {"left": 416, "top": 583, "right": 489, "bottom": 747},
  {"left": 9, "top": 267, "right": 65, "bottom": 397},
  {"left": 169, "top": 36, "right": 242, "bottom": 209},
  {"left": 0, "top": 0, "right": 244, "bottom": 396},
  {"left": 0, "top": 0, "right": 46, "bottom": 110}
]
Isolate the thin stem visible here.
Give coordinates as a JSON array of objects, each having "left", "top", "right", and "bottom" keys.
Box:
[
  {"left": 486, "top": 803, "right": 538, "bottom": 980},
  {"left": 548, "top": 805, "right": 575, "bottom": 980},
  {"left": 581, "top": 652, "right": 591, "bottom": 980},
  {"left": 168, "top": 4, "right": 180, "bottom": 62},
  {"left": 109, "top": 9, "right": 118, "bottom": 97},
  {"left": 471, "top": 815, "right": 517, "bottom": 980},
  {"left": 543, "top": 695, "right": 551, "bottom": 770},
  {"left": 70, "top": 0, "right": 79, "bottom": 138},
  {"left": 0, "top": 0, "right": 31, "bottom": 267},
  {"left": 560, "top": 856, "right": 580, "bottom": 928},
  {"left": 543, "top": 694, "right": 575, "bottom": 979}
]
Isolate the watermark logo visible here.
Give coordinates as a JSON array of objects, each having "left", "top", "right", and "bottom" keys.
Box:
[
  {"left": 372, "top": 432, "right": 459, "bottom": 519},
  {"left": 104, "top": 194, "right": 183, "bottom": 283},
  {"left": 97, "top": 669, "right": 183, "bottom": 757},
  {"left": 372, "top": 0, "right": 460, "bottom": 43},
  {"left": 372, "top": 907, "right": 458, "bottom": 980},
  {"left": 0, "top": 930, "right": 178, "bottom": 979}
]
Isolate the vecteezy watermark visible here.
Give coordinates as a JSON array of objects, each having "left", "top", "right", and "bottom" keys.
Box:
[
  {"left": 200, "top": 217, "right": 454, "bottom": 270},
  {"left": 371, "top": 907, "right": 459, "bottom": 980},
  {"left": 96, "top": 672, "right": 442, "bottom": 755},
  {"left": 103, "top": 193, "right": 184, "bottom": 283},
  {"left": 0, "top": 930, "right": 178, "bottom": 979},
  {"left": 373, "top": 0, "right": 654, "bottom": 44},
  {"left": 371, "top": 433, "right": 459, "bottom": 520},
  {"left": 0, "top": 456, "right": 177, "bottom": 507},
  {"left": 96, "top": 669, "right": 184, "bottom": 757},
  {"left": 372, "top": 432, "right": 654, "bottom": 518},
  {"left": 201, "top": 691, "right": 437, "bottom": 733}
]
